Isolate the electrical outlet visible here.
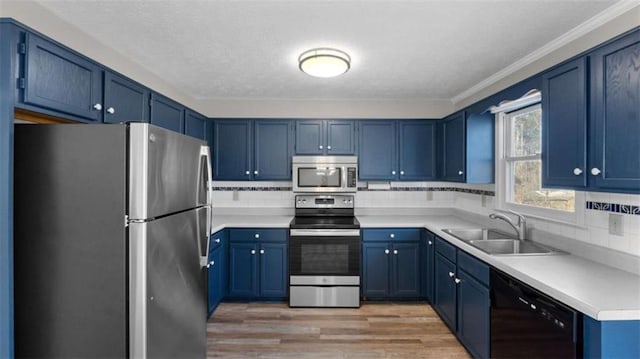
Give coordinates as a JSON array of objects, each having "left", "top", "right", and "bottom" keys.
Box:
[
  {"left": 481, "top": 194, "right": 487, "bottom": 207},
  {"left": 425, "top": 191, "right": 433, "bottom": 201},
  {"left": 609, "top": 213, "right": 624, "bottom": 236},
  {"left": 232, "top": 190, "right": 239, "bottom": 201}
]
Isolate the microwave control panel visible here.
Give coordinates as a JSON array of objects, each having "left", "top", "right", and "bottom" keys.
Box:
[{"left": 347, "top": 167, "right": 357, "bottom": 187}]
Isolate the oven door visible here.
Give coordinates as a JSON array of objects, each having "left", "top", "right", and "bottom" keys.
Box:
[{"left": 289, "top": 229, "right": 360, "bottom": 278}]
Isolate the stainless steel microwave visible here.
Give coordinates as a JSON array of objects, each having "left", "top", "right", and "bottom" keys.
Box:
[{"left": 292, "top": 156, "right": 358, "bottom": 193}]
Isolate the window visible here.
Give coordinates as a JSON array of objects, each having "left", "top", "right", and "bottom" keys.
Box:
[{"left": 497, "top": 103, "right": 582, "bottom": 223}]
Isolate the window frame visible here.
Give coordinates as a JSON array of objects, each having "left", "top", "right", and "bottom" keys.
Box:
[{"left": 495, "top": 104, "right": 584, "bottom": 225}]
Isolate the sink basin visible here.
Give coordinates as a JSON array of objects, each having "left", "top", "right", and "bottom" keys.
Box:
[
  {"left": 467, "top": 239, "right": 564, "bottom": 256},
  {"left": 441, "top": 228, "right": 515, "bottom": 242}
]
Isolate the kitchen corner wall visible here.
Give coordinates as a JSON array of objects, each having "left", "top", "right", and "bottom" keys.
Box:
[{"left": 212, "top": 182, "right": 640, "bottom": 259}]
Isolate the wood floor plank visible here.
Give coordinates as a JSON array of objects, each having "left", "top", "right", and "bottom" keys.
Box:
[{"left": 207, "top": 302, "right": 471, "bottom": 359}]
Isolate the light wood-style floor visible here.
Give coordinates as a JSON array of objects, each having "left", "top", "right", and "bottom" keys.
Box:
[{"left": 207, "top": 302, "right": 471, "bottom": 358}]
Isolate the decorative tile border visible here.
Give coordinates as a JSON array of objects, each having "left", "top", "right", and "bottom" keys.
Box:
[
  {"left": 586, "top": 201, "right": 640, "bottom": 215},
  {"left": 211, "top": 186, "right": 494, "bottom": 196},
  {"left": 212, "top": 186, "right": 292, "bottom": 191},
  {"left": 357, "top": 186, "right": 495, "bottom": 196}
]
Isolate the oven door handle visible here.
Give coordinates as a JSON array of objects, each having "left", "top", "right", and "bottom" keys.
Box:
[{"left": 290, "top": 229, "right": 361, "bottom": 237}]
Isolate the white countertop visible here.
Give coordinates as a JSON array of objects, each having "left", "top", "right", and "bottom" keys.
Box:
[{"left": 211, "top": 211, "right": 640, "bottom": 321}]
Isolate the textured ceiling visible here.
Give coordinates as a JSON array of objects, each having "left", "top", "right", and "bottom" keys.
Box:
[{"left": 33, "top": 0, "right": 619, "bottom": 101}]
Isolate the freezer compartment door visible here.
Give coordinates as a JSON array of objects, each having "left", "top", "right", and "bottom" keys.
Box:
[
  {"left": 130, "top": 208, "right": 208, "bottom": 358},
  {"left": 129, "top": 123, "right": 212, "bottom": 219}
]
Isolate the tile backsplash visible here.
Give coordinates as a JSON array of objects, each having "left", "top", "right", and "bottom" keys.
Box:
[{"left": 212, "top": 181, "right": 640, "bottom": 258}]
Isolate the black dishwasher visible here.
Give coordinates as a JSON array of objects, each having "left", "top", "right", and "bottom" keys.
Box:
[{"left": 491, "top": 269, "right": 582, "bottom": 358}]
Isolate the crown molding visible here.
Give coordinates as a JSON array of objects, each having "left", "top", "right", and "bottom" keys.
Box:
[{"left": 451, "top": 1, "right": 639, "bottom": 105}]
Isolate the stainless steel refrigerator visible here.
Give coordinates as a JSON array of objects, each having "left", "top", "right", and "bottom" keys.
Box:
[{"left": 14, "top": 123, "right": 212, "bottom": 358}]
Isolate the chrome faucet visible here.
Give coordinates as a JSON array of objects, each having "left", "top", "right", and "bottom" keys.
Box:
[{"left": 489, "top": 210, "right": 527, "bottom": 240}]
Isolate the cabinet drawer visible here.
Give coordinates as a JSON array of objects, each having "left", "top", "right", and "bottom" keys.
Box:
[
  {"left": 435, "top": 236, "right": 456, "bottom": 262},
  {"left": 457, "top": 251, "right": 489, "bottom": 286},
  {"left": 363, "top": 228, "right": 421, "bottom": 242},
  {"left": 229, "top": 228, "right": 287, "bottom": 242}
]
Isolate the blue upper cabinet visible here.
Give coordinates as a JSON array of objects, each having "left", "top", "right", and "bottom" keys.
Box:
[
  {"left": 149, "top": 93, "right": 184, "bottom": 133},
  {"left": 295, "top": 119, "right": 355, "bottom": 155},
  {"left": 254, "top": 120, "right": 293, "bottom": 180},
  {"left": 542, "top": 58, "right": 588, "bottom": 189},
  {"left": 441, "top": 112, "right": 466, "bottom": 182},
  {"left": 214, "top": 119, "right": 292, "bottom": 180},
  {"left": 21, "top": 33, "right": 103, "bottom": 122},
  {"left": 184, "top": 110, "right": 207, "bottom": 141},
  {"left": 214, "top": 119, "right": 253, "bottom": 180},
  {"left": 103, "top": 71, "right": 149, "bottom": 124},
  {"left": 439, "top": 111, "right": 494, "bottom": 183},
  {"left": 589, "top": 31, "right": 640, "bottom": 193},
  {"left": 358, "top": 120, "right": 397, "bottom": 180},
  {"left": 399, "top": 120, "right": 437, "bottom": 180}
]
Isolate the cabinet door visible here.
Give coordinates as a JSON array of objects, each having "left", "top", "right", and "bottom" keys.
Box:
[
  {"left": 441, "top": 112, "right": 466, "bottom": 182},
  {"left": 457, "top": 270, "right": 490, "bottom": 359},
  {"left": 228, "top": 242, "right": 258, "bottom": 298},
  {"left": 542, "top": 58, "right": 588, "bottom": 188},
  {"left": 23, "top": 33, "right": 103, "bottom": 122},
  {"left": 326, "top": 120, "right": 356, "bottom": 155},
  {"left": 259, "top": 242, "right": 288, "bottom": 298},
  {"left": 358, "top": 120, "right": 397, "bottom": 180},
  {"left": 422, "top": 231, "right": 435, "bottom": 302},
  {"left": 434, "top": 253, "right": 457, "bottom": 331},
  {"left": 399, "top": 120, "right": 436, "bottom": 180},
  {"left": 391, "top": 242, "right": 421, "bottom": 298},
  {"left": 150, "top": 93, "right": 184, "bottom": 133},
  {"left": 362, "top": 242, "right": 390, "bottom": 297},
  {"left": 589, "top": 32, "right": 640, "bottom": 192},
  {"left": 207, "top": 245, "right": 224, "bottom": 317},
  {"left": 254, "top": 120, "right": 293, "bottom": 180},
  {"left": 295, "top": 120, "right": 324, "bottom": 155},
  {"left": 103, "top": 71, "right": 149, "bottom": 124},
  {"left": 214, "top": 120, "right": 252, "bottom": 180},
  {"left": 184, "top": 110, "right": 207, "bottom": 141}
]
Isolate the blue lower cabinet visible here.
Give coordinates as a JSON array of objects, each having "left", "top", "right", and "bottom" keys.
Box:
[
  {"left": 434, "top": 252, "right": 457, "bottom": 330},
  {"left": 421, "top": 230, "right": 435, "bottom": 302},
  {"left": 208, "top": 230, "right": 228, "bottom": 317},
  {"left": 227, "top": 228, "right": 288, "bottom": 299},
  {"left": 457, "top": 270, "right": 490, "bottom": 359},
  {"left": 362, "top": 242, "right": 391, "bottom": 297},
  {"left": 362, "top": 228, "right": 421, "bottom": 299},
  {"left": 433, "top": 237, "right": 491, "bottom": 358}
]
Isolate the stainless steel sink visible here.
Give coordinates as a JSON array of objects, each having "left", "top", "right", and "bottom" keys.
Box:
[
  {"left": 467, "top": 239, "right": 563, "bottom": 255},
  {"left": 441, "top": 228, "right": 565, "bottom": 256},
  {"left": 441, "top": 228, "right": 515, "bottom": 242}
]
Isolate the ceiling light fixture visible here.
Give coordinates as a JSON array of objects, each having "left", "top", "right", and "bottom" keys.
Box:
[{"left": 299, "top": 48, "right": 351, "bottom": 78}]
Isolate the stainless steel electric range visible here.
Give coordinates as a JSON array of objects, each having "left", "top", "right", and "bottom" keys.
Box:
[{"left": 288, "top": 194, "right": 361, "bottom": 308}]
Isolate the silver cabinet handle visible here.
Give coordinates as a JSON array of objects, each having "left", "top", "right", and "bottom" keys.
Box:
[
  {"left": 214, "top": 238, "right": 221, "bottom": 244},
  {"left": 393, "top": 249, "right": 398, "bottom": 255},
  {"left": 390, "top": 233, "right": 395, "bottom": 239},
  {"left": 591, "top": 168, "right": 601, "bottom": 175},
  {"left": 259, "top": 249, "right": 265, "bottom": 254},
  {"left": 255, "top": 233, "right": 260, "bottom": 238},
  {"left": 319, "top": 145, "right": 323, "bottom": 150},
  {"left": 206, "top": 260, "right": 215, "bottom": 268},
  {"left": 384, "top": 249, "right": 390, "bottom": 254},
  {"left": 458, "top": 170, "right": 464, "bottom": 175},
  {"left": 245, "top": 170, "right": 250, "bottom": 175},
  {"left": 454, "top": 278, "right": 461, "bottom": 284},
  {"left": 106, "top": 107, "right": 115, "bottom": 114},
  {"left": 400, "top": 171, "right": 404, "bottom": 175},
  {"left": 448, "top": 272, "right": 455, "bottom": 278},
  {"left": 391, "top": 170, "right": 396, "bottom": 175},
  {"left": 254, "top": 170, "right": 258, "bottom": 175},
  {"left": 250, "top": 249, "right": 256, "bottom": 255},
  {"left": 573, "top": 168, "right": 583, "bottom": 175},
  {"left": 327, "top": 145, "right": 332, "bottom": 150},
  {"left": 93, "top": 103, "right": 102, "bottom": 111},
  {"left": 428, "top": 240, "right": 433, "bottom": 245}
]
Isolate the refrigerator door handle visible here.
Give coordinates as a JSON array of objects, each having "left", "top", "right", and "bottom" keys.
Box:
[
  {"left": 198, "top": 208, "right": 210, "bottom": 268},
  {"left": 199, "top": 145, "right": 213, "bottom": 207}
]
